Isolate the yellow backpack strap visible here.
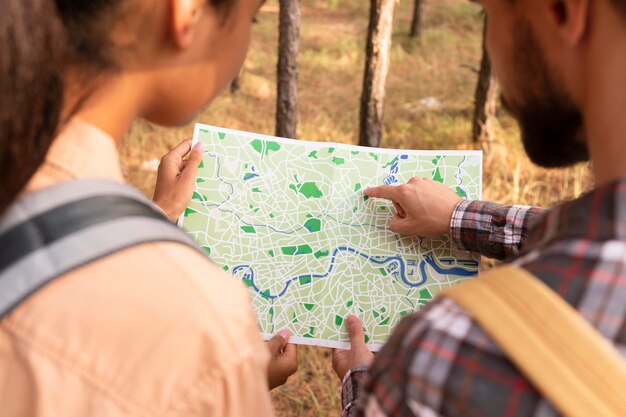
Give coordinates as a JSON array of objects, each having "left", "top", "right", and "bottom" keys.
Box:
[{"left": 440, "top": 266, "right": 626, "bottom": 417}]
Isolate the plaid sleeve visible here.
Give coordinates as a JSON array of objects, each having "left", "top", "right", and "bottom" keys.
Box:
[
  {"left": 450, "top": 200, "right": 546, "bottom": 260},
  {"left": 342, "top": 365, "right": 370, "bottom": 417},
  {"left": 352, "top": 297, "right": 557, "bottom": 417}
]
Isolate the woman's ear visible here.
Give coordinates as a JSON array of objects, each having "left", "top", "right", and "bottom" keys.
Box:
[{"left": 169, "top": 0, "right": 203, "bottom": 49}]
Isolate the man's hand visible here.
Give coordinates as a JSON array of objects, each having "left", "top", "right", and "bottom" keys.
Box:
[
  {"left": 364, "top": 177, "right": 462, "bottom": 236},
  {"left": 332, "top": 316, "right": 375, "bottom": 380},
  {"left": 267, "top": 330, "right": 298, "bottom": 390},
  {"left": 153, "top": 140, "right": 204, "bottom": 223}
]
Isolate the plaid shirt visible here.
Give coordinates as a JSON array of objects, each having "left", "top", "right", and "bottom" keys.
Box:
[{"left": 342, "top": 177, "right": 626, "bottom": 417}]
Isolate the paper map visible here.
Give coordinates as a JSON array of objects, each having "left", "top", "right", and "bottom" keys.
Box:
[{"left": 181, "top": 124, "right": 482, "bottom": 350}]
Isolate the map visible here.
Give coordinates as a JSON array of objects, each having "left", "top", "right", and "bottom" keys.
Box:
[{"left": 180, "top": 124, "right": 482, "bottom": 350}]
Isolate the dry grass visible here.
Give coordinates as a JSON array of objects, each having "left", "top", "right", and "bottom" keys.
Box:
[{"left": 120, "top": 0, "right": 593, "bottom": 415}]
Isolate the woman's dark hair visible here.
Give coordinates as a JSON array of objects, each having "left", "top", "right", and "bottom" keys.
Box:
[
  {"left": 0, "top": 0, "right": 65, "bottom": 213},
  {"left": 53, "top": 0, "right": 236, "bottom": 73},
  {"left": 0, "top": 0, "right": 236, "bottom": 214}
]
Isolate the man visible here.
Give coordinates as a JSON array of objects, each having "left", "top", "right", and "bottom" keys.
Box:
[{"left": 331, "top": 0, "right": 626, "bottom": 416}]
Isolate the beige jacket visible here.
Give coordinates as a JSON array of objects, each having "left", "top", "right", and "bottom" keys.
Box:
[{"left": 0, "top": 120, "right": 274, "bottom": 417}]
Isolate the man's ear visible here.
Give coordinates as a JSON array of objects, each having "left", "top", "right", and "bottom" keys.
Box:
[
  {"left": 170, "top": 0, "right": 203, "bottom": 49},
  {"left": 550, "top": 0, "right": 590, "bottom": 46}
]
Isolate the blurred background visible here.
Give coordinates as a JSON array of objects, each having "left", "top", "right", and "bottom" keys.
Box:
[{"left": 120, "top": 1, "right": 592, "bottom": 415}]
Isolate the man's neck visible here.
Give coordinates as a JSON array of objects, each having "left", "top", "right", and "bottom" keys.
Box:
[{"left": 582, "top": 5, "right": 626, "bottom": 186}]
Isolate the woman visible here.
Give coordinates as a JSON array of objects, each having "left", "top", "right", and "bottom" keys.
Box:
[{"left": 0, "top": 0, "right": 295, "bottom": 415}]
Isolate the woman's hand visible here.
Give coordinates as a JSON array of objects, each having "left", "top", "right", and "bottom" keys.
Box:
[
  {"left": 267, "top": 330, "right": 298, "bottom": 389},
  {"left": 332, "top": 316, "right": 375, "bottom": 380},
  {"left": 153, "top": 140, "right": 204, "bottom": 223},
  {"left": 364, "top": 177, "right": 462, "bottom": 237}
]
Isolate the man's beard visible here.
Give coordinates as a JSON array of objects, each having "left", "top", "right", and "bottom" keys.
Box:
[{"left": 503, "top": 19, "right": 590, "bottom": 168}]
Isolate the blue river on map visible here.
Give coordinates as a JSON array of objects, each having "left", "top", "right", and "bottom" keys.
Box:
[{"left": 232, "top": 246, "right": 478, "bottom": 300}]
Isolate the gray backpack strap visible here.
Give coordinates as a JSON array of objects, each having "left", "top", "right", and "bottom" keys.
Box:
[{"left": 0, "top": 179, "right": 202, "bottom": 319}]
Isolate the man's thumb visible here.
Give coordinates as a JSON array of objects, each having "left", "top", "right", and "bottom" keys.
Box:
[
  {"left": 268, "top": 329, "right": 290, "bottom": 355},
  {"left": 346, "top": 316, "right": 367, "bottom": 351},
  {"left": 389, "top": 216, "right": 409, "bottom": 235}
]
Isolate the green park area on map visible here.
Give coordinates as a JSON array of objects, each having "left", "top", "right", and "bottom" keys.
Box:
[{"left": 181, "top": 124, "right": 482, "bottom": 350}]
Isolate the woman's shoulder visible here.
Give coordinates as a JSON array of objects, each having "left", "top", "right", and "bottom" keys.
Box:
[
  {"left": 1, "top": 240, "right": 266, "bottom": 414},
  {"left": 8, "top": 239, "right": 259, "bottom": 349},
  {"left": 73, "top": 240, "right": 257, "bottom": 340}
]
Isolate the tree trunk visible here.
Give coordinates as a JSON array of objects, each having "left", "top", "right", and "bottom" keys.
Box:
[
  {"left": 410, "top": 0, "right": 424, "bottom": 38},
  {"left": 275, "top": 0, "right": 300, "bottom": 139},
  {"left": 253, "top": 0, "right": 266, "bottom": 23},
  {"left": 233, "top": 1, "right": 265, "bottom": 94},
  {"left": 472, "top": 17, "right": 498, "bottom": 145},
  {"left": 359, "top": 0, "right": 396, "bottom": 148},
  {"left": 230, "top": 75, "right": 240, "bottom": 94}
]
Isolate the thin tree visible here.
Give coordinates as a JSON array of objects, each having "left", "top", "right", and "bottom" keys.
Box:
[
  {"left": 472, "top": 16, "right": 499, "bottom": 145},
  {"left": 275, "top": 0, "right": 300, "bottom": 139},
  {"left": 410, "top": 0, "right": 424, "bottom": 38},
  {"left": 230, "top": 75, "right": 241, "bottom": 94},
  {"left": 359, "top": 0, "right": 396, "bottom": 148},
  {"left": 232, "top": 0, "right": 266, "bottom": 94}
]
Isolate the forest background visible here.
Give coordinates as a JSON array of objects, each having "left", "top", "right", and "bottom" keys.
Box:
[{"left": 121, "top": 0, "right": 592, "bottom": 415}]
